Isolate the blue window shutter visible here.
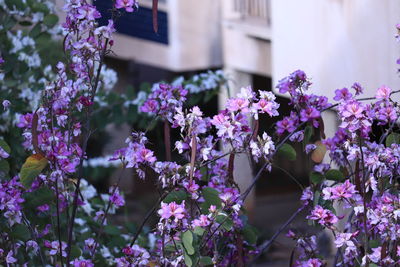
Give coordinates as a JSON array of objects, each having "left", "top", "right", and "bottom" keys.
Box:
[{"left": 95, "top": 0, "right": 169, "bottom": 45}]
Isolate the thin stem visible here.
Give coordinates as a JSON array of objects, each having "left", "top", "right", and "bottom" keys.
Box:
[
  {"left": 358, "top": 137, "right": 369, "bottom": 267},
  {"left": 273, "top": 164, "right": 304, "bottom": 190},
  {"left": 65, "top": 37, "right": 110, "bottom": 266},
  {"left": 22, "top": 214, "right": 46, "bottom": 266},
  {"left": 129, "top": 192, "right": 168, "bottom": 246},
  {"left": 55, "top": 177, "right": 64, "bottom": 266},
  {"left": 90, "top": 167, "right": 126, "bottom": 259},
  {"left": 241, "top": 121, "right": 307, "bottom": 200},
  {"left": 164, "top": 121, "right": 171, "bottom": 161},
  {"left": 251, "top": 206, "right": 304, "bottom": 263}
]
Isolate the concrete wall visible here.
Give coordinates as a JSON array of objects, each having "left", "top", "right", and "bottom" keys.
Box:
[{"left": 271, "top": 0, "right": 400, "bottom": 99}]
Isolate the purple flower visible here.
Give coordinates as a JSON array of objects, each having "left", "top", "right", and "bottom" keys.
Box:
[
  {"left": 305, "top": 144, "right": 317, "bottom": 154},
  {"left": 0, "top": 146, "right": 9, "bottom": 159},
  {"left": 45, "top": 240, "right": 67, "bottom": 257},
  {"left": 333, "top": 88, "right": 352, "bottom": 101},
  {"left": 2, "top": 100, "right": 10, "bottom": 110},
  {"left": 6, "top": 251, "right": 17, "bottom": 264},
  {"left": 300, "top": 107, "right": 320, "bottom": 122},
  {"left": 140, "top": 99, "right": 158, "bottom": 114},
  {"left": 313, "top": 163, "right": 330, "bottom": 174},
  {"left": 76, "top": 4, "right": 101, "bottom": 21},
  {"left": 351, "top": 82, "right": 364, "bottom": 95},
  {"left": 37, "top": 204, "right": 50, "bottom": 212},
  {"left": 276, "top": 113, "right": 298, "bottom": 135},
  {"left": 110, "top": 189, "right": 125, "bottom": 207}
]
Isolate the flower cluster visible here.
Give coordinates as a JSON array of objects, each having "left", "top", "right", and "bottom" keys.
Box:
[
  {"left": 140, "top": 83, "right": 188, "bottom": 122},
  {"left": 0, "top": 177, "right": 24, "bottom": 226}
]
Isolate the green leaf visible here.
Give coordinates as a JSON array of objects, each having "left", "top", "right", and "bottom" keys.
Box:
[
  {"left": 20, "top": 154, "right": 48, "bottom": 188},
  {"left": 303, "top": 125, "right": 314, "bottom": 145},
  {"left": 310, "top": 171, "right": 325, "bottom": 185},
  {"left": 5, "top": 0, "right": 25, "bottom": 10},
  {"left": 193, "top": 226, "right": 205, "bottom": 236},
  {"left": 0, "top": 160, "right": 10, "bottom": 179},
  {"left": 70, "top": 245, "right": 81, "bottom": 258},
  {"left": 325, "top": 169, "right": 345, "bottom": 182},
  {"left": 369, "top": 239, "right": 380, "bottom": 249},
  {"left": 43, "top": 14, "right": 59, "bottom": 28},
  {"left": 216, "top": 215, "right": 233, "bottom": 231},
  {"left": 30, "top": 23, "right": 42, "bottom": 38},
  {"left": 164, "top": 190, "right": 188, "bottom": 204},
  {"left": 31, "top": 2, "right": 49, "bottom": 13},
  {"left": 0, "top": 139, "right": 11, "bottom": 154},
  {"left": 199, "top": 256, "right": 213, "bottom": 266},
  {"left": 385, "top": 132, "right": 400, "bottom": 147},
  {"left": 183, "top": 249, "right": 193, "bottom": 267},
  {"left": 24, "top": 187, "right": 53, "bottom": 208},
  {"left": 277, "top": 143, "right": 296, "bottom": 161},
  {"left": 104, "top": 225, "right": 121, "bottom": 235},
  {"left": 313, "top": 190, "right": 321, "bottom": 207},
  {"left": 182, "top": 230, "right": 195, "bottom": 255},
  {"left": 11, "top": 224, "right": 30, "bottom": 241},
  {"left": 110, "top": 236, "right": 126, "bottom": 247},
  {"left": 242, "top": 225, "right": 257, "bottom": 244},
  {"left": 202, "top": 187, "right": 222, "bottom": 209}
]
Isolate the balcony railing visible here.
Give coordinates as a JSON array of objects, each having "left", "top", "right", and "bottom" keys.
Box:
[{"left": 233, "top": 0, "right": 270, "bottom": 24}]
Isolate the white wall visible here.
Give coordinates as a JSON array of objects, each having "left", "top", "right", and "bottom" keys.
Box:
[{"left": 271, "top": 0, "right": 400, "bottom": 99}]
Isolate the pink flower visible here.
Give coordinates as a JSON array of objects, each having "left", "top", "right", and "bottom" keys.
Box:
[
  {"left": 323, "top": 180, "right": 357, "bottom": 200},
  {"left": 308, "top": 205, "right": 338, "bottom": 227},
  {"left": 158, "top": 201, "right": 186, "bottom": 221},
  {"left": 71, "top": 259, "right": 94, "bottom": 267},
  {"left": 341, "top": 101, "right": 364, "bottom": 119},
  {"left": 376, "top": 85, "right": 391, "bottom": 100},
  {"left": 299, "top": 258, "right": 323, "bottom": 267},
  {"left": 226, "top": 98, "right": 250, "bottom": 113},
  {"left": 138, "top": 148, "right": 156, "bottom": 164},
  {"left": 192, "top": 215, "right": 211, "bottom": 227},
  {"left": 254, "top": 98, "right": 279, "bottom": 117},
  {"left": 115, "top": 0, "right": 137, "bottom": 12}
]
